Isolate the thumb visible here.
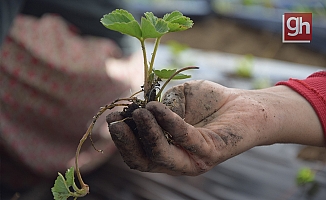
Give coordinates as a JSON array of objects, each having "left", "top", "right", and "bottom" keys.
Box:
[
  {"left": 145, "top": 102, "right": 207, "bottom": 156},
  {"left": 145, "top": 101, "right": 192, "bottom": 142},
  {"left": 161, "top": 84, "right": 185, "bottom": 118}
]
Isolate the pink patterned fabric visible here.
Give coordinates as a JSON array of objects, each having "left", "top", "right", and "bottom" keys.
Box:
[{"left": 0, "top": 14, "right": 129, "bottom": 188}]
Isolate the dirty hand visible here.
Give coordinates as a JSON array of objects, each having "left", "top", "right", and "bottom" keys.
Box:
[{"left": 106, "top": 80, "right": 324, "bottom": 176}]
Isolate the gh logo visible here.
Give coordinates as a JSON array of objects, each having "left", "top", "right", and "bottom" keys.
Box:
[{"left": 282, "top": 13, "right": 312, "bottom": 43}]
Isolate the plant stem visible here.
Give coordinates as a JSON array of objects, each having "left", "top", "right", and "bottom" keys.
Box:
[
  {"left": 75, "top": 126, "right": 91, "bottom": 193},
  {"left": 74, "top": 104, "right": 114, "bottom": 194},
  {"left": 148, "top": 37, "right": 161, "bottom": 77},
  {"left": 74, "top": 98, "right": 137, "bottom": 190},
  {"left": 155, "top": 66, "right": 199, "bottom": 100},
  {"left": 140, "top": 39, "right": 149, "bottom": 97}
]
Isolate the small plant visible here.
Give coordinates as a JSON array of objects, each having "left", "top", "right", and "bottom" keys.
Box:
[
  {"left": 166, "top": 40, "right": 194, "bottom": 69},
  {"left": 296, "top": 167, "right": 320, "bottom": 198},
  {"left": 235, "top": 54, "right": 254, "bottom": 78},
  {"left": 252, "top": 77, "right": 271, "bottom": 89},
  {"left": 296, "top": 167, "right": 315, "bottom": 186},
  {"left": 51, "top": 9, "right": 197, "bottom": 200}
]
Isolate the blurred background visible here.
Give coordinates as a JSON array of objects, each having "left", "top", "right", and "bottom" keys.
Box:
[
  {"left": 120, "top": 0, "right": 326, "bottom": 90},
  {"left": 1, "top": 0, "right": 326, "bottom": 200},
  {"left": 108, "top": 1, "right": 326, "bottom": 200},
  {"left": 124, "top": 0, "right": 326, "bottom": 66}
]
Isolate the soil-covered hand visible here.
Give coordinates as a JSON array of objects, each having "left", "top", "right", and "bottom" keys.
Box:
[{"left": 106, "top": 80, "right": 324, "bottom": 175}]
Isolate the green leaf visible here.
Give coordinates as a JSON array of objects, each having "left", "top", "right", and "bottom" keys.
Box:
[
  {"left": 52, "top": 167, "right": 86, "bottom": 200},
  {"left": 172, "top": 73, "right": 192, "bottom": 79},
  {"left": 154, "top": 69, "right": 191, "bottom": 80},
  {"left": 51, "top": 172, "right": 72, "bottom": 200},
  {"left": 163, "top": 11, "right": 193, "bottom": 32},
  {"left": 101, "top": 9, "right": 193, "bottom": 40},
  {"left": 296, "top": 167, "right": 315, "bottom": 185},
  {"left": 163, "top": 11, "right": 183, "bottom": 21},
  {"left": 65, "top": 167, "right": 75, "bottom": 188},
  {"left": 100, "top": 9, "right": 142, "bottom": 40},
  {"left": 141, "top": 12, "right": 169, "bottom": 39},
  {"left": 236, "top": 54, "right": 254, "bottom": 78}
]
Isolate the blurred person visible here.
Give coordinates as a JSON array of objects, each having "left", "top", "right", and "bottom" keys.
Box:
[{"left": 0, "top": 0, "right": 142, "bottom": 197}]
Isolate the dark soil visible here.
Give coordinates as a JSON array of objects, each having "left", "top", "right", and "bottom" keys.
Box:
[
  {"left": 119, "top": 86, "right": 159, "bottom": 155},
  {"left": 120, "top": 102, "right": 140, "bottom": 136}
]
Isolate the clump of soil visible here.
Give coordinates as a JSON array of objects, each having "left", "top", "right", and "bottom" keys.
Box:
[
  {"left": 120, "top": 102, "right": 140, "bottom": 137},
  {"left": 118, "top": 87, "right": 180, "bottom": 156},
  {"left": 119, "top": 85, "right": 158, "bottom": 136}
]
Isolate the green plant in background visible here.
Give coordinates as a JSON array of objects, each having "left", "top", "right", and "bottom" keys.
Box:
[
  {"left": 235, "top": 54, "right": 254, "bottom": 78},
  {"left": 166, "top": 40, "right": 194, "bottom": 69},
  {"left": 296, "top": 167, "right": 315, "bottom": 185},
  {"left": 252, "top": 77, "right": 271, "bottom": 89},
  {"left": 167, "top": 40, "right": 188, "bottom": 55},
  {"left": 296, "top": 167, "right": 320, "bottom": 198},
  {"left": 51, "top": 9, "right": 197, "bottom": 200}
]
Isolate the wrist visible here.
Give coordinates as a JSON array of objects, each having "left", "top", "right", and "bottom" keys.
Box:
[{"left": 261, "top": 85, "right": 324, "bottom": 146}]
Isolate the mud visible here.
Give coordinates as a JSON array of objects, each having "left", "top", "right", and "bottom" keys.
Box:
[
  {"left": 216, "top": 127, "right": 243, "bottom": 147},
  {"left": 161, "top": 85, "right": 185, "bottom": 118},
  {"left": 119, "top": 101, "right": 163, "bottom": 161},
  {"left": 120, "top": 102, "right": 140, "bottom": 136}
]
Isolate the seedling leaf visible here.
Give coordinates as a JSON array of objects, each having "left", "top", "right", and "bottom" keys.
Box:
[
  {"left": 52, "top": 167, "right": 86, "bottom": 200},
  {"left": 154, "top": 69, "right": 191, "bottom": 80},
  {"left": 141, "top": 12, "right": 169, "bottom": 39},
  {"left": 65, "top": 166, "right": 75, "bottom": 188},
  {"left": 100, "top": 9, "right": 142, "bottom": 40},
  {"left": 296, "top": 167, "right": 315, "bottom": 185},
  {"left": 163, "top": 11, "right": 193, "bottom": 32},
  {"left": 52, "top": 169, "right": 73, "bottom": 200},
  {"left": 163, "top": 11, "right": 183, "bottom": 21}
]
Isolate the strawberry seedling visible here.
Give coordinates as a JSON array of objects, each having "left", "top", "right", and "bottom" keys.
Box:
[{"left": 52, "top": 9, "right": 197, "bottom": 200}]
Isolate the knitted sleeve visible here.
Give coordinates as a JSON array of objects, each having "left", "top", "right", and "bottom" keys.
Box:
[{"left": 276, "top": 71, "right": 326, "bottom": 143}]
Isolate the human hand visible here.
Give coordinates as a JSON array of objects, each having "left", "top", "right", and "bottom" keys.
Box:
[{"left": 106, "top": 80, "right": 324, "bottom": 175}]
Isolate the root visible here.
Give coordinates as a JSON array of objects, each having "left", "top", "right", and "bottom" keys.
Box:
[
  {"left": 74, "top": 97, "right": 143, "bottom": 190},
  {"left": 73, "top": 65, "right": 197, "bottom": 192}
]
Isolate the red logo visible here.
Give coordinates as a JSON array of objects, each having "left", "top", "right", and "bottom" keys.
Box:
[{"left": 282, "top": 13, "right": 312, "bottom": 43}]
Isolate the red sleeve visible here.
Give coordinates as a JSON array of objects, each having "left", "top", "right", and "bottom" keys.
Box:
[{"left": 276, "top": 71, "right": 326, "bottom": 143}]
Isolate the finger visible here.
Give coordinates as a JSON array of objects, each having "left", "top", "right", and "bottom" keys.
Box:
[
  {"left": 146, "top": 102, "right": 235, "bottom": 173},
  {"left": 161, "top": 84, "right": 185, "bottom": 118},
  {"left": 132, "top": 108, "right": 169, "bottom": 159},
  {"left": 108, "top": 118, "right": 151, "bottom": 171},
  {"left": 132, "top": 108, "right": 192, "bottom": 173},
  {"left": 182, "top": 80, "right": 226, "bottom": 125},
  {"left": 106, "top": 111, "right": 124, "bottom": 124},
  {"left": 146, "top": 102, "right": 193, "bottom": 142},
  {"left": 145, "top": 102, "right": 212, "bottom": 156},
  {"left": 162, "top": 80, "right": 227, "bottom": 125}
]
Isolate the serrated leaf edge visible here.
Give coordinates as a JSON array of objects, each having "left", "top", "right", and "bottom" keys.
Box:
[
  {"left": 154, "top": 69, "right": 191, "bottom": 80},
  {"left": 52, "top": 172, "right": 74, "bottom": 200}
]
